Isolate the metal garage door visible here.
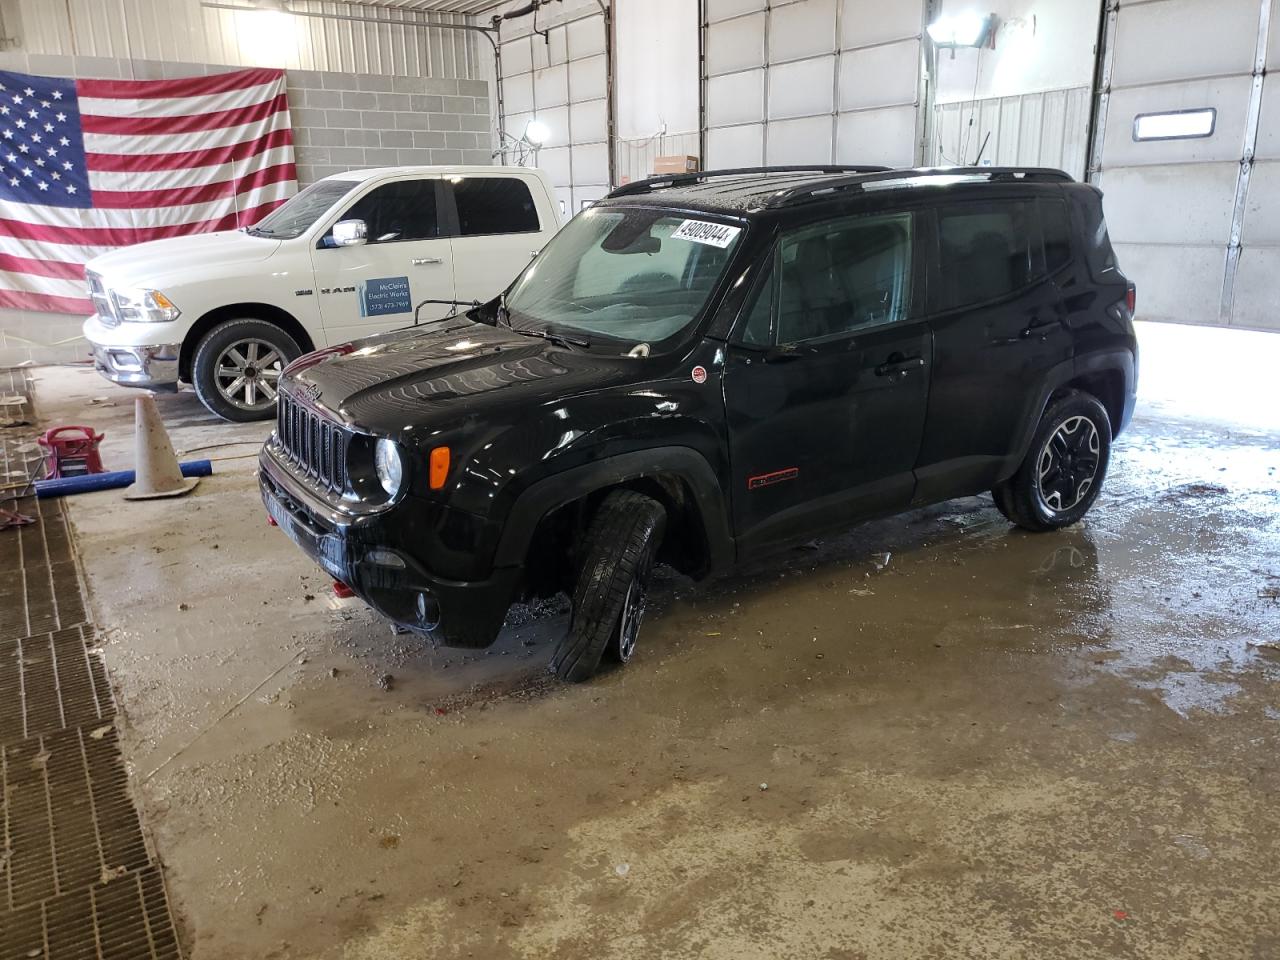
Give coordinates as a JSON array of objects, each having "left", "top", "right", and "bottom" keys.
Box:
[
  {"left": 1092, "top": 0, "right": 1275, "bottom": 330},
  {"left": 701, "top": 0, "right": 926, "bottom": 169},
  {"left": 499, "top": 6, "right": 610, "bottom": 214}
]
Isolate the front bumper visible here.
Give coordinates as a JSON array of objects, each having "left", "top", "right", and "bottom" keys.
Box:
[
  {"left": 258, "top": 447, "right": 520, "bottom": 649},
  {"left": 88, "top": 339, "right": 181, "bottom": 388}
]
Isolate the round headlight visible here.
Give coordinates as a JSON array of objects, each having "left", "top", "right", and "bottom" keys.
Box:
[{"left": 374, "top": 439, "right": 403, "bottom": 497}]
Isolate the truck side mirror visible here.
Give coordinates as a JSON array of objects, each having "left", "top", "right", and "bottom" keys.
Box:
[{"left": 332, "top": 219, "right": 368, "bottom": 247}]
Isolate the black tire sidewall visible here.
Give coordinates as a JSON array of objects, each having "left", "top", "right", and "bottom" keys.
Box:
[
  {"left": 192, "top": 319, "right": 301, "bottom": 422},
  {"left": 1021, "top": 391, "right": 1113, "bottom": 529},
  {"left": 550, "top": 490, "right": 666, "bottom": 682}
]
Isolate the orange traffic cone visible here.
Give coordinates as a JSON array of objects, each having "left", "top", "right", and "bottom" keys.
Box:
[{"left": 124, "top": 395, "right": 200, "bottom": 500}]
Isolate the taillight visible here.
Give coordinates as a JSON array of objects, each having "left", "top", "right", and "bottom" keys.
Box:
[
  {"left": 428, "top": 446, "right": 450, "bottom": 490},
  {"left": 1126, "top": 285, "right": 1137, "bottom": 316}
]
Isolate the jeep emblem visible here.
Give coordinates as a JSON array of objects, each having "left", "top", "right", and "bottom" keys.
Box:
[{"left": 300, "top": 382, "right": 322, "bottom": 403}]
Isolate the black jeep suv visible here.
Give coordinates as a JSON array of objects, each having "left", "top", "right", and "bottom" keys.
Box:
[{"left": 259, "top": 165, "right": 1137, "bottom": 681}]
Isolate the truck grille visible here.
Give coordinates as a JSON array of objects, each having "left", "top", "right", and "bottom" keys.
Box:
[
  {"left": 276, "top": 392, "right": 349, "bottom": 494},
  {"left": 86, "top": 270, "right": 119, "bottom": 327}
]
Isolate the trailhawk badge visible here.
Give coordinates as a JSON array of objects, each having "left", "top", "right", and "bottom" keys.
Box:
[{"left": 691, "top": 365, "right": 708, "bottom": 384}]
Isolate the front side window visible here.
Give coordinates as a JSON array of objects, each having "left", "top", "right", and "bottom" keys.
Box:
[
  {"left": 331, "top": 179, "right": 440, "bottom": 244},
  {"left": 937, "top": 201, "right": 1037, "bottom": 310},
  {"left": 504, "top": 206, "right": 743, "bottom": 347},
  {"left": 248, "top": 179, "right": 360, "bottom": 239},
  {"left": 776, "top": 213, "right": 913, "bottom": 344},
  {"left": 452, "top": 177, "right": 540, "bottom": 236}
]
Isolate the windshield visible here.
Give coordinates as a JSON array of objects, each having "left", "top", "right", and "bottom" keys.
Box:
[
  {"left": 503, "top": 206, "right": 743, "bottom": 346},
  {"left": 247, "top": 179, "right": 361, "bottom": 239}
]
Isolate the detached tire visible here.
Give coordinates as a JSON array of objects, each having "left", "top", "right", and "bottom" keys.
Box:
[
  {"left": 993, "top": 389, "right": 1112, "bottom": 532},
  {"left": 550, "top": 490, "right": 666, "bottom": 683},
  {"left": 192, "top": 318, "right": 302, "bottom": 422}
]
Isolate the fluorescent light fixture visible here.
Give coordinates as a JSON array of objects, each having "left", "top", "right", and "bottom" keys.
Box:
[
  {"left": 523, "top": 119, "right": 550, "bottom": 146},
  {"left": 1133, "top": 108, "right": 1217, "bottom": 141},
  {"left": 927, "top": 12, "right": 995, "bottom": 48}
]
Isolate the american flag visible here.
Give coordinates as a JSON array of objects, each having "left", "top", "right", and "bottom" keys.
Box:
[{"left": 0, "top": 67, "right": 296, "bottom": 315}]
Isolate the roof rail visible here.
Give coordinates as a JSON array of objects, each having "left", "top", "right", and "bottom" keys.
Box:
[
  {"left": 604, "top": 165, "right": 892, "bottom": 199},
  {"left": 760, "top": 166, "right": 1075, "bottom": 209}
]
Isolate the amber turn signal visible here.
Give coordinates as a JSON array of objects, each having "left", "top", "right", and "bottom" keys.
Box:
[{"left": 429, "top": 446, "right": 450, "bottom": 490}]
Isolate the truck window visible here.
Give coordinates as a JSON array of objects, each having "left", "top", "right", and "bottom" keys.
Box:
[
  {"left": 333, "top": 179, "right": 440, "bottom": 244},
  {"left": 937, "top": 201, "right": 1038, "bottom": 309},
  {"left": 777, "top": 213, "right": 913, "bottom": 343},
  {"left": 1041, "top": 198, "right": 1073, "bottom": 274},
  {"left": 249, "top": 179, "right": 360, "bottom": 239},
  {"left": 451, "top": 177, "right": 540, "bottom": 236}
]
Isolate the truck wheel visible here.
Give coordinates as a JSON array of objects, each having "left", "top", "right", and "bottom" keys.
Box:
[
  {"left": 192, "top": 319, "right": 301, "bottom": 422},
  {"left": 992, "top": 389, "right": 1112, "bottom": 532},
  {"left": 550, "top": 490, "right": 666, "bottom": 683}
]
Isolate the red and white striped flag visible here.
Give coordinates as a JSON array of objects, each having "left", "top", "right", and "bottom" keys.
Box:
[{"left": 0, "top": 66, "right": 296, "bottom": 315}]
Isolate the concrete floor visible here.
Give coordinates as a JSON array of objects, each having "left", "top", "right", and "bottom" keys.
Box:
[{"left": 29, "top": 320, "right": 1280, "bottom": 959}]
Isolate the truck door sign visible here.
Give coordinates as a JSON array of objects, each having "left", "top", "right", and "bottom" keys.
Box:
[{"left": 358, "top": 276, "right": 412, "bottom": 317}]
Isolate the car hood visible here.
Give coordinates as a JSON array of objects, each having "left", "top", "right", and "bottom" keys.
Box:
[
  {"left": 86, "top": 230, "right": 281, "bottom": 288},
  {"left": 284, "top": 320, "right": 634, "bottom": 430}
]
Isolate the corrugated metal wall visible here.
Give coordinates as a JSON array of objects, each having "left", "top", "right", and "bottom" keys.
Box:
[
  {"left": 496, "top": 0, "right": 611, "bottom": 214},
  {"left": 701, "top": 0, "right": 926, "bottom": 170},
  {"left": 8, "top": 0, "right": 481, "bottom": 79},
  {"left": 930, "top": 86, "right": 1091, "bottom": 179}
]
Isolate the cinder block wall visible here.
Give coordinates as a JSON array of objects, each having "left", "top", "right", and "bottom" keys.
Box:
[
  {"left": 286, "top": 70, "right": 491, "bottom": 183},
  {"left": 0, "top": 52, "right": 493, "bottom": 368}
]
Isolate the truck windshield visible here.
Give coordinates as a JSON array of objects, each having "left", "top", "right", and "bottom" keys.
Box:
[
  {"left": 246, "top": 179, "right": 361, "bottom": 239},
  {"left": 504, "top": 206, "right": 743, "bottom": 346}
]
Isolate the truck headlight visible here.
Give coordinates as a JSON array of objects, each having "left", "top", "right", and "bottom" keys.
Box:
[
  {"left": 110, "top": 287, "right": 181, "bottom": 323},
  {"left": 374, "top": 439, "right": 403, "bottom": 497}
]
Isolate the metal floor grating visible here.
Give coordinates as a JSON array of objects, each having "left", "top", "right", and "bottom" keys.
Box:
[
  {"left": 0, "top": 498, "right": 88, "bottom": 643},
  {"left": 0, "top": 865, "right": 180, "bottom": 960},
  {"left": 1, "top": 625, "right": 113, "bottom": 746},
  {"left": 1, "top": 372, "right": 185, "bottom": 958}
]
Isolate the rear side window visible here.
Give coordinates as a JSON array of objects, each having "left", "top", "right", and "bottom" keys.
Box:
[
  {"left": 452, "top": 177, "right": 540, "bottom": 236},
  {"left": 1041, "top": 198, "right": 1073, "bottom": 274},
  {"left": 335, "top": 179, "right": 440, "bottom": 244},
  {"left": 937, "top": 201, "right": 1037, "bottom": 309},
  {"left": 776, "top": 213, "right": 914, "bottom": 343},
  {"left": 1071, "top": 188, "right": 1120, "bottom": 280}
]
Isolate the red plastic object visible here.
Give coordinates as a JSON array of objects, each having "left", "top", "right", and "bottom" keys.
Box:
[
  {"left": 332, "top": 580, "right": 355, "bottom": 598},
  {"left": 37, "top": 425, "right": 106, "bottom": 479},
  {"left": 266, "top": 515, "right": 278, "bottom": 526}
]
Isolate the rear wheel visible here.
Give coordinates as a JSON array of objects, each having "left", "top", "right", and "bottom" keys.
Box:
[
  {"left": 993, "top": 390, "right": 1112, "bottom": 532},
  {"left": 192, "top": 319, "right": 302, "bottom": 422},
  {"left": 550, "top": 490, "right": 666, "bottom": 682}
]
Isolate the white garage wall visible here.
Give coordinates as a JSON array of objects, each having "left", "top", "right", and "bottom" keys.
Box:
[
  {"left": 613, "top": 0, "right": 701, "bottom": 183},
  {"left": 928, "top": 0, "right": 1100, "bottom": 177},
  {"left": 490, "top": 0, "right": 611, "bottom": 214},
  {"left": 702, "top": 0, "right": 926, "bottom": 170},
  {"left": 1093, "top": 0, "right": 1275, "bottom": 331},
  {"left": 5, "top": 0, "right": 481, "bottom": 79}
]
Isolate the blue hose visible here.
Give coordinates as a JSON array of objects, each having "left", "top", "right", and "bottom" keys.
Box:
[{"left": 34, "top": 460, "right": 213, "bottom": 499}]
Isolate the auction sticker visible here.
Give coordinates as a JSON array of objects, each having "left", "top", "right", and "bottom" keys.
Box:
[{"left": 672, "top": 219, "right": 741, "bottom": 248}]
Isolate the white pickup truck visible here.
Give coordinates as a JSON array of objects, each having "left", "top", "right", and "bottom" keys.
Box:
[{"left": 83, "top": 165, "right": 562, "bottom": 421}]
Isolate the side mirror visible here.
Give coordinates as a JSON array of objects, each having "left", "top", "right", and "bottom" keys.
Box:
[{"left": 332, "top": 219, "right": 368, "bottom": 247}]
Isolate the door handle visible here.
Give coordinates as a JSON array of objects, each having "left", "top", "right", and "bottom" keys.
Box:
[
  {"left": 412, "top": 257, "right": 443, "bottom": 266},
  {"left": 875, "top": 355, "right": 925, "bottom": 377}
]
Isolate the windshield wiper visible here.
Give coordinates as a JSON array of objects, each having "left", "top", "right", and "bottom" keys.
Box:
[
  {"left": 413, "top": 299, "right": 480, "bottom": 326},
  {"left": 495, "top": 295, "right": 589, "bottom": 349}
]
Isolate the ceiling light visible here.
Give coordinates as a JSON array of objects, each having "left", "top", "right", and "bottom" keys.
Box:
[
  {"left": 927, "top": 12, "right": 996, "bottom": 48},
  {"left": 523, "top": 119, "right": 550, "bottom": 147}
]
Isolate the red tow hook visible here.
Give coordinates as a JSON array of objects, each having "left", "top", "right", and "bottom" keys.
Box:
[
  {"left": 266, "top": 514, "right": 278, "bottom": 526},
  {"left": 332, "top": 580, "right": 355, "bottom": 599}
]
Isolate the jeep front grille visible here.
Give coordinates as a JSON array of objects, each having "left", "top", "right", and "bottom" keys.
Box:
[{"left": 276, "top": 392, "right": 349, "bottom": 494}]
